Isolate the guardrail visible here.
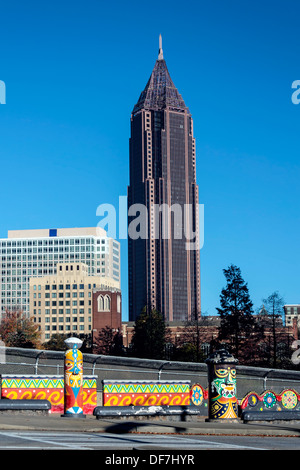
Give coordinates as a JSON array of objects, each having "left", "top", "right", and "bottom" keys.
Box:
[{"left": 1, "top": 347, "right": 300, "bottom": 399}]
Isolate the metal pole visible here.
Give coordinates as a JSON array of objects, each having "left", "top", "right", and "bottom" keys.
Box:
[
  {"left": 158, "top": 362, "right": 170, "bottom": 380},
  {"left": 34, "top": 351, "right": 44, "bottom": 375},
  {"left": 92, "top": 356, "right": 102, "bottom": 375}
]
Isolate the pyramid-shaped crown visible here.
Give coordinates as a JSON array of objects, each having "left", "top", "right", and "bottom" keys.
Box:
[{"left": 132, "top": 37, "right": 188, "bottom": 115}]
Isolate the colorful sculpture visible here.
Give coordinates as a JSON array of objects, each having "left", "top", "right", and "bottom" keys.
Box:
[
  {"left": 62, "top": 337, "right": 85, "bottom": 418},
  {"left": 206, "top": 348, "right": 238, "bottom": 421}
]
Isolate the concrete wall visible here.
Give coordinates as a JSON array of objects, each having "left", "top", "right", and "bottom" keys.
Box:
[{"left": 1, "top": 347, "right": 300, "bottom": 402}]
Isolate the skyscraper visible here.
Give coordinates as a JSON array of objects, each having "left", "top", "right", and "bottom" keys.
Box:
[{"left": 128, "top": 36, "right": 201, "bottom": 322}]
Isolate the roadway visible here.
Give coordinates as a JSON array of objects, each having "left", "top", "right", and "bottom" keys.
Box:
[
  {"left": 0, "top": 429, "right": 299, "bottom": 450},
  {"left": 0, "top": 413, "right": 299, "bottom": 451}
]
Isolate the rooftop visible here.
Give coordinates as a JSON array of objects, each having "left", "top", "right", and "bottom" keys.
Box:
[
  {"left": 6, "top": 227, "right": 107, "bottom": 239},
  {"left": 132, "top": 35, "right": 188, "bottom": 115}
]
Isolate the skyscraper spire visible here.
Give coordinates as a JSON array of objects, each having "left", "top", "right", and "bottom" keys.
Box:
[
  {"left": 132, "top": 35, "right": 187, "bottom": 115},
  {"left": 158, "top": 34, "right": 164, "bottom": 60}
]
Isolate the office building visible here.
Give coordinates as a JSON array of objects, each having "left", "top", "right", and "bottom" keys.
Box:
[
  {"left": 30, "top": 262, "right": 120, "bottom": 342},
  {"left": 284, "top": 304, "right": 300, "bottom": 327},
  {"left": 128, "top": 36, "right": 201, "bottom": 322},
  {"left": 0, "top": 227, "right": 120, "bottom": 317}
]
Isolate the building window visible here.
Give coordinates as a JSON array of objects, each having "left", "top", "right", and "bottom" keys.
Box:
[
  {"left": 104, "top": 295, "right": 111, "bottom": 311},
  {"left": 97, "top": 295, "right": 104, "bottom": 311},
  {"left": 97, "top": 294, "right": 111, "bottom": 312}
]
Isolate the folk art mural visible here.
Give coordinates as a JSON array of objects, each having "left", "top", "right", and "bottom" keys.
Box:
[
  {"left": 1, "top": 340, "right": 300, "bottom": 417},
  {"left": 240, "top": 389, "right": 300, "bottom": 412},
  {"left": 208, "top": 364, "right": 238, "bottom": 419},
  {"left": 2, "top": 330, "right": 96, "bottom": 416},
  {"left": 63, "top": 341, "right": 84, "bottom": 416},
  {"left": 102, "top": 380, "right": 191, "bottom": 407},
  {"left": 3, "top": 376, "right": 300, "bottom": 417},
  {"left": 1, "top": 375, "right": 97, "bottom": 414}
]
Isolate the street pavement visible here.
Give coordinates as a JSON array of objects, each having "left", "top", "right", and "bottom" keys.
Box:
[{"left": 0, "top": 412, "right": 300, "bottom": 438}]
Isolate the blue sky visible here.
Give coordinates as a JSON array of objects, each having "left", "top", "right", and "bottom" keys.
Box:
[{"left": 0, "top": 0, "right": 300, "bottom": 320}]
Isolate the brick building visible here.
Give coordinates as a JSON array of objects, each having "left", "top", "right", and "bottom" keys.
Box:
[
  {"left": 92, "top": 288, "right": 122, "bottom": 342},
  {"left": 121, "top": 316, "right": 221, "bottom": 350}
]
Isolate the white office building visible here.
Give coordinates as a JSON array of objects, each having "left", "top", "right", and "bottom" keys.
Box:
[{"left": 0, "top": 227, "right": 120, "bottom": 316}]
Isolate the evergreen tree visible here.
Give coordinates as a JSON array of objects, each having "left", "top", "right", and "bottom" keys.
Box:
[
  {"left": 130, "top": 307, "right": 169, "bottom": 359},
  {"left": 217, "top": 264, "right": 263, "bottom": 362},
  {"left": 43, "top": 333, "right": 92, "bottom": 352},
  {"left": 43, "top": 333, "right": 68, "bottom": 351},
  {"left": 93, "top": 326, "right": 123, "bottom": 356}
]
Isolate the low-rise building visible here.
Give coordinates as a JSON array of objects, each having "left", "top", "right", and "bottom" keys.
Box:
[{"left": 92, "top": 287, "right": 122, "bottom": 336}]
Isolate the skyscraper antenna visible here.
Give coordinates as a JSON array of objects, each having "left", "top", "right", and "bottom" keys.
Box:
[{"left": 158, "top": 34, "right": 164, "bottom": 60}]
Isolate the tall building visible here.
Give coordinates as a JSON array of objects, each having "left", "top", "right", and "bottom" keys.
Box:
[
  {"left": 128, "top": 36, "right": 201, "bottom": 322},
  {"left": 0, "top": 227, "right": 120, "bottom": 317}
]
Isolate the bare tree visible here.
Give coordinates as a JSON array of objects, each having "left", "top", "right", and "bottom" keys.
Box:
[{"left": 258, "top": 291, "right": 285, "bottom": 367}]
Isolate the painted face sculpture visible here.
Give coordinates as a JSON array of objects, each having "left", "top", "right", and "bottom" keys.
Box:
[
  {"left": 64, "top": 346, "right": 84, "bottom": 415},
  {"left": 209, "top": 364, "right": 238, "bottom": 419}
]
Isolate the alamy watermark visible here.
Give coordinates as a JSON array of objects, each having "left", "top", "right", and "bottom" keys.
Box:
[
  {"left": 291, "top": 340, "right": 300, "bottom": 364},
  {"left": 96, "top": 196, "right": 204, "bottom": 251},
  {"left": 291, "top": 80, "right": 300, "bottom": 104},
  {"left": 0, "top": 80, "right": 6, "bottom": 104}
]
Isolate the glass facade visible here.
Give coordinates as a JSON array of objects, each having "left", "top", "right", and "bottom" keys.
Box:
[{"left": 0, "top": 233, "right": 120, "bottom": 316}]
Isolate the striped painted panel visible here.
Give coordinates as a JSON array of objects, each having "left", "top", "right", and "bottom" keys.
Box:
[{"left": 102, "top": 380, "right": 191, "bottom": 407}]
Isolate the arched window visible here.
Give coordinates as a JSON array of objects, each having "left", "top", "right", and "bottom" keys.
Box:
[
  {"left": 97, "top": 295, "right": 104, "bottom": 312},
  {"left": 104, "top": 295, "right": 111, "bottom": 311}
]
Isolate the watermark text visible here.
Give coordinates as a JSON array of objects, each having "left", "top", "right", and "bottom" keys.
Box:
[{"left": 96, "top": 196, "right": 204, "bottom": 251}]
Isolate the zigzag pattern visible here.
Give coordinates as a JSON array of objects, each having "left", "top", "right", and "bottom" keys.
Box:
[
  {"left": 2, "top": 377, "right": 97, "bottom": 389},
  {"left": 2, "top": 378, "right": 64, "bottom": 389},
  {"left": 103, "top": 383, "right": 190, "bottom": 394},
  {"left": 83, "top": 378, "right": 97, "bottom": 388}
]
